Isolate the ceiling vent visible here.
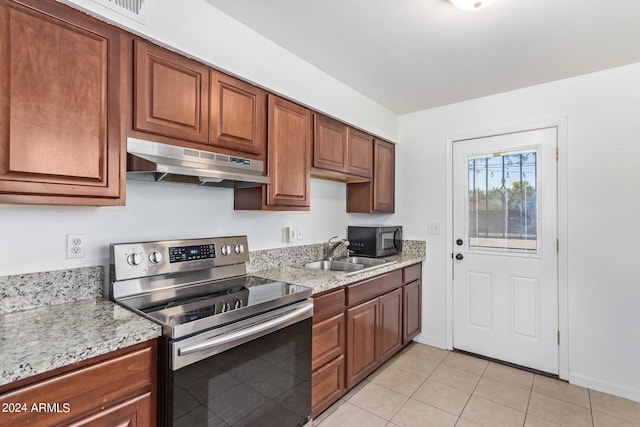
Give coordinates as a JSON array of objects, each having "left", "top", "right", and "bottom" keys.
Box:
[{"left": 91, "top": 0, "right": 145, "bottom": 24}]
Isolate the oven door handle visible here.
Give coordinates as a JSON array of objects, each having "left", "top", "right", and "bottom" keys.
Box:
[{"left": 177, "top": 302, "right": 313, "bottom": 357}]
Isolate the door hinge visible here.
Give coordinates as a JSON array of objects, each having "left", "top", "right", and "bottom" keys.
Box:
[
  {"left": 556, "top": 146, "right": 559, "bottom": 161},
  {"left": 557, "top": 330, "right": 560, "bottom": 345},
  {"left": 556, "top": 239, "right": 559, "bottom": 252}
]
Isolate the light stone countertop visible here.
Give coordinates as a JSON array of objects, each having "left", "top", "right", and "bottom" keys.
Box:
[
  {"left": 0, "top": 298, "right": 161, "bottom": 387},
  {"left": 0, "top": 243, "right": 424, "bottom": 389},
  {"left": 251, "top": 253, "right": 425, "bottom": 294}
]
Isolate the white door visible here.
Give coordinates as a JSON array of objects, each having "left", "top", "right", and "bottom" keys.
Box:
[{"left": 452, "top": 127, "right": 558, "bottom": 374}]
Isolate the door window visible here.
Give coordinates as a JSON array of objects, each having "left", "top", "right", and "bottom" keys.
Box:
[{"left": 467, "top": 150, "right": 538, "bottom": 254}]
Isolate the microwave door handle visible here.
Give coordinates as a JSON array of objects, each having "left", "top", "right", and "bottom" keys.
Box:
[{"left": 394, "top": 228, "right": 401, "bottom": 250}]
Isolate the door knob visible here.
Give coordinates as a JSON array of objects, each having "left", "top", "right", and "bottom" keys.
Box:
[{"left": 455, "top": 253, "right": 464, "bottom": 260}]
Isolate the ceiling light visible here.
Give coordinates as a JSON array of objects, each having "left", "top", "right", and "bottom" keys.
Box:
[{"left": 448, "top": 0, "right": 495, "bottom": 11}]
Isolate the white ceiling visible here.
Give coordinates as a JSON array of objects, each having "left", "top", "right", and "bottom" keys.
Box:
[{"left": 204, "top": 0, "right": 640, "bottom": 114}]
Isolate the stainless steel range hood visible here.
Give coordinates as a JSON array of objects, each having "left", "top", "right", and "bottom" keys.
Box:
[{"left": 126, "top": 138, "right": 270, "bottom": 188}]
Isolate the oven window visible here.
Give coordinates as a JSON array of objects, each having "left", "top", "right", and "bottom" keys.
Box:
[{"left": 170, "top": 318, "right": 311, "bottom": 426}]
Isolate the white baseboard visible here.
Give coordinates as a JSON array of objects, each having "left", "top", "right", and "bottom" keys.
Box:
[
  {"left": 413, "top": 334, "right": 449, "bottom": 350},
  {"left": 569, "top": 373, "right": 640, "bottom": 403}
]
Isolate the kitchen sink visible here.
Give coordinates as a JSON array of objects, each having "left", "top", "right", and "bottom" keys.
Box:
[
  {"left": 299, "top": 260, "right": 365, "bottom": 273},
  {"left": 339, "top": 256, "right": 389, "bottom": 267},
  {"left": 295, "top": 257, "right": 395, "bottom": 274}
]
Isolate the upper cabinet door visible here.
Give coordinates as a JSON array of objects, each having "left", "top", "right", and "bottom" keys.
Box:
[
  {"left": 346, "top": 139, "right": 395, "bottom": 213},
  {"left": 134, "top": 40, "right": 209, "bottom": 144},
  {"left": 314, "top": 114, "right": 348, "bottom": 172},
  {"left": 267, "top": 95, "right": 312, "bottom": 208},
  {"left": 210, "top": 71, "right": 266, "bottom": 156},
  {"left": 0, "top": 0, "right": 123, "bottom": 205},
  {"left": 372, "top": 139, "right": 395, "bottom": 212},
  {"left": 346, "top": 128, "right": 373, "bottom": 178},
  {"left": 313, "top": 114, "right": 373, "bottom": 179}
]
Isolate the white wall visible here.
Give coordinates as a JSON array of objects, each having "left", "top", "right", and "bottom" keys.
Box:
[
  {"left": 0, "top": 178, "right": 352, "bottom": 276},
  {"left": 397, "top": 62, "right": 640, "bottom": 401}
]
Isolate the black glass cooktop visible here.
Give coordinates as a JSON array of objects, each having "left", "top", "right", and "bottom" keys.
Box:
[{"left": 122, "top": 275, "right": 312, "bottom": 339}]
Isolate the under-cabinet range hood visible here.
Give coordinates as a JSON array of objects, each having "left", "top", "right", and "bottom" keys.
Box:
[{"left": 126, "top": 138, "right": 270, "bottom": 188}]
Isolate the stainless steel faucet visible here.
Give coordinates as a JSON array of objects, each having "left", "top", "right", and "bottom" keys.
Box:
[{"left": 326, "top": 236, "right": 350, "bottom": 261}]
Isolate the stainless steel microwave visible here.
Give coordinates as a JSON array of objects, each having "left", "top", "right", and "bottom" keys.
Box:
[{"left": 347, "top": 226, "right": 403, "bottom": 258}]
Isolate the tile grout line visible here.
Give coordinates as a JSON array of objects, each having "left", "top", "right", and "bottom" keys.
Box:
[
  {"left": 454, "top": 357, "right": 490, "bottom": 426},
  {"left": 588, "top": 388, "right": 595, "bottom": 427},
  {"left": 377, "top": 348, "right": 447, "bottom": 424},
  {"left": 521, "top": 373, "right": 536, "bottom": 427}
]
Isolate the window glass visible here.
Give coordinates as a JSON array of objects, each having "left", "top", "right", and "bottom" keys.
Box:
[{"left": 467, "top": 150, "right": 537, "bottom": 253}]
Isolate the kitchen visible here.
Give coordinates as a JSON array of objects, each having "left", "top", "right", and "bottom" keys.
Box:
[{"left": 1, "top": 0, "right": 640, "bottom": 426}]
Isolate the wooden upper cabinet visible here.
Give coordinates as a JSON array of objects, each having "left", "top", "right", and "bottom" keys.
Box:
[
  {"left": 133, "top": 39, "right": 209, "bottom": 144},
  {"left": 372, "top": 139, "right": 395, "bottom": 212},
  {"left": 346, "top": 128, "right": 373, "bottom": 178},
  {"left": 346, "top": 139, "right": 395, "bottom": 213},
  {"left": 0, "top": 0, "right": 123, "bottom": 205},
  {"left": 313, "top": 114, "right": 372, "bottom": 179},
  {"left": 234, "top": 94, "right": 311, "bottom": 210},
  {"left": 314, "top": 114, "right": 347, "bottom": 172},
  {"left": 267, "top": 95, "right": 311, "bottom": 208},
  {"left": 210, "top": 71, "right": 266, "bottom": 156}
]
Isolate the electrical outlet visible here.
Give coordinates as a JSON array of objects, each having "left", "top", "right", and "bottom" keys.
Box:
[
  {"left": 66, "top": 234, "right": 85, "bottom": 259},
  {"left": 285, "top": 227, "right": 296, "bottom": 243}
]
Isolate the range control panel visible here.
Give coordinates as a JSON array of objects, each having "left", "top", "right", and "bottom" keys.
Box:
[{"left": 111, "top": 236, "right": 249, "bottom": 281}]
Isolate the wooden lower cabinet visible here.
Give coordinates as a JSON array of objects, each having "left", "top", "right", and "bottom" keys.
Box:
[
  {"left": 345, "top": 298, "right": 379, "bottom": 388},
  {"left": 0, "top": 340, "right": 157, "bottom": 427},
  {"left": 379, "top": 288, "right": 403, "bottom": 361},
  {"left": 402, "top": 262, "right": 422, "bottom": 345},
  {"left": 312, "top": 263, "right": 423, "bottom": 418},
  {"left": 403, "top": 279, "right": 422, "bottom": 344},
  {"left": 311, "top": 289, "right": 345, "bottom": 418},
  {"left": 345, "top": 288, "right": 403, "bottom": 389},
  {"left": 311, "top": 355, "right": 345, "bottom": 418},
  {"left": 67, "top": 393, "right": 152, "bottom": 427}
]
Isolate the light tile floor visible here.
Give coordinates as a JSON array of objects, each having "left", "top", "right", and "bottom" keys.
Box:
[{"left": 314, "top": 343, "right": 640, "bottom": 427}]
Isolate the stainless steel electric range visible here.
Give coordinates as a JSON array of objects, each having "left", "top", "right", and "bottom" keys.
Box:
[{"left": 108, "top": 236, "right": 313, "bottom": 427}]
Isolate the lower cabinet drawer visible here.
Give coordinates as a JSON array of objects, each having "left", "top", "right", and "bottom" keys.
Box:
[
  {"left": 311, "top": 355, "right": 345, "bottom": 418},
  {"left": 312, "top": 313, "right": 345, "bottom": 371},
  {"left": 0, "top": 346, "right": 154, "bottom": 427},
  {"left": 67, "top": 392, "right": 152, "bottom": 427}
]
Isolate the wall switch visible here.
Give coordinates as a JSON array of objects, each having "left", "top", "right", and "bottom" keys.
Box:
[
  {"left": 285, "top": 227, "right": 296, "bottom": 243},
  {"left": 296, "top": 226, "right": 303, "bottom": 241},
  {"left": 427, "top": 223, "right": 441, "bottom": 235},
  {"left": 66, "top": 234, "right": 85, "bottom": 258}
]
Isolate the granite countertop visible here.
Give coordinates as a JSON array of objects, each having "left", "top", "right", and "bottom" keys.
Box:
[
  {"left": 0, "top": 244, "right": 424, "bottom": 389},
  {"left": 252, "top": 253, "right": 425, "bottom": 294},
  {"left": 0, "top": 298, "right": 161, "bottom": 388}
]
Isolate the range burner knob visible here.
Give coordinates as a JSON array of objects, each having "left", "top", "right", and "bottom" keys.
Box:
[
  {"left": 234, "top": 299, "right": 244, "bottom": 309},
  {"left": 221, "top": 245, "right": 231, "bottom": 256},
  {"left": 234, "top": 243, "right": 245, "bottom": 254},
  {"left": 220, "top": 302, "right": 230, "bottom": 313},
  {"left": 148, "top": 250, "right": 163, "bottom": 264},
  {"left": 126, "top": 252, "right": 142, "bottom": 266}
]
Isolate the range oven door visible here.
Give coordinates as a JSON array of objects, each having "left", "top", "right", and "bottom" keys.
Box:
[{"left": 159, "top": 301, "right": 313, "bottom": 427}]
